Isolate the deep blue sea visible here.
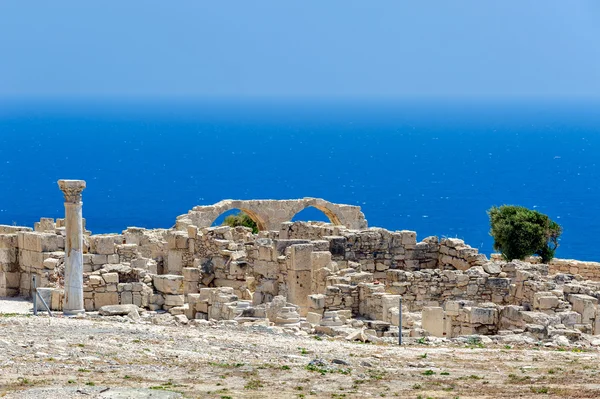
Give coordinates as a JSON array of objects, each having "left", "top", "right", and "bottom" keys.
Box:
[{"left": 1, "top": 98, "right": 599, "bottom": 261}]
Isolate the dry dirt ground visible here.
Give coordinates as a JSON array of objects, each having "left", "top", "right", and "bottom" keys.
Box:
[{"left": 1, "top": 301, "right": 600, "bottom": 399}]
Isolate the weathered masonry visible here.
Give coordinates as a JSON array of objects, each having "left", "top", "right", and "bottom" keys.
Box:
[
  {"left": 175, "top": 198, "right": 368, "bottom": 231},
  {"left": 3, "top": 183, "right": 600, "bottom": 346}
]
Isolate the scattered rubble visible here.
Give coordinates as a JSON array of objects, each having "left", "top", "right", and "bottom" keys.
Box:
[{"left": 3, "top": 198, "right": 600, "bottom": 350}]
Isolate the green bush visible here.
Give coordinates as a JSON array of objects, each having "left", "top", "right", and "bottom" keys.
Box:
[
  {"left": 488, "top": 205, "right": 562, "bottom": 263},
  {"left": 222, "top": 212, "right": 258, "bottom": 234}
]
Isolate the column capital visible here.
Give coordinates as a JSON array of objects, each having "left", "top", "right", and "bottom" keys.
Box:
[{"left": 58, "top": 179, "right": 86, "bottom": 203}]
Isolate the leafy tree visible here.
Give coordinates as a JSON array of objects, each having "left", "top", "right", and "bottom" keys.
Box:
[
  {"left": 488, "top": 205, "right": 562, "bottom": 263},
  {"left": 222, "top": 212, "right": 259, "bottom": 234}
]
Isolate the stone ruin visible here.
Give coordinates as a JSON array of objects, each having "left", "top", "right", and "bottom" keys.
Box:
[{"left": 3, "top": 189, "right": 600, "bottom": 346}]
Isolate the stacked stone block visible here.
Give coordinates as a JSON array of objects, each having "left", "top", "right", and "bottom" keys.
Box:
[
  {"left": 423, "top": 302, "right": 500, "bottom": 338},
  {"left": 17, "top": 230, "right": 63, "bottom": 296}
]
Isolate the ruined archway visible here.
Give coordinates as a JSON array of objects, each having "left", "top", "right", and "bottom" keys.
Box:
[
  {"left": 291, "top": 205, "right": 343, "bottom": 225},
  {"left": 176, "top": 198, "right": 367, "bottom": 231},
  {"left": 208, "top": 207, "right": 267, "bottom": 232}
]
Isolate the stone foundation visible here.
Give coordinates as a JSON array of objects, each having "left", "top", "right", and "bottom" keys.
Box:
[{"left": 2, "top": 198, "right": 600, "bottom": 345}]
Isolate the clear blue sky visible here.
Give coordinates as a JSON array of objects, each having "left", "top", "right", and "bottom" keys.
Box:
[{"left": 1, "top": 1, "right": 599, "bottom": 99}]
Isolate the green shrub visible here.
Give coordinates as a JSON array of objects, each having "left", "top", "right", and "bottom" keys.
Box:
[
  {"left": 488, "top": 205, "right": 562, "bottom": 262},
  {"left": 222, "top": 212, "right": 258, "bottom": 234}
]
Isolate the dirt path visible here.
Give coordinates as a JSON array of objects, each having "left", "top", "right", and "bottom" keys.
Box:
[{"left": 1, "top": 314, "right": 599, "bottom": 399}]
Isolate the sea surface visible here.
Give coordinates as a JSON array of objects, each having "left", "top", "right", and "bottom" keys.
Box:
[{"left": 1, "top": 98, "right": 599, "bottom": 261}]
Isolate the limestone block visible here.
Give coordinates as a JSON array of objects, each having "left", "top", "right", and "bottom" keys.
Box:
[
  {"left": 560, "top": 311, "right": 582, "bottom": 328},
  {"left": 311, "top": 251, "right": 332, "bottom": 271},
  {"left": 184, "top": 281, "right": 198, "bottom": 294},
  {"left": 187, "top": 292, "right": 201, "bottom": 305},
  {"left": 130, "top": 257, "right": 148, "bottom": 269},
  {"left": 108, "top": 254, "right": 120, "bottom": 264},
  {"left": 422, "top": 307, "right": 446, "bottom": 337},
  {"left": 118, "top": 283, "right": 132, "bottom": 292},
  {"left": 338, "top": 309, "right": 352, "bottom": 322},
  {"left": 92, "top": 254, "right": 108, "bottom": 265},
  {"left": 320, "top": 310, "right": 343, "bottom": 326},
  {"left": 19, "top": 232, "right": 59, "bottom": 252},
  {"left": 258, "top": 244, "right": 275, "bottom": 262},
  {"left": 131, "top": 282, "right": 144, "bottom": 292},
  {"left": 99, "top": 304, "right": 139, "bottom": 316},
  {"left": 306, "top": 312, "right": 323, "bottom": 325},
  {"left": 90, "top": 236, "right": 116, "bottom": 255},
  {"left": 121, "top": 291, "right": 133, "bottom": 305},
  {"left": 256, "top": 278, "right": 277, "bottom": 295},
  {"left": 146, "top": 259, "right": 158, "bottom": 274},
  {"left": 133, "top": 293, "right": 142, "bottom": 306},
  {"left": 287, "top": 270, "right": 311, "bottom": 315},
  {"left": 42, "top": 258, "right": 59, "bottom": 270},
  {"left": 153, "top": 274, "right": 184, "bottom": 294},
  {"left": 167, "top": 232, "right": 188, "bottom": 250},
  {"left": 0, "top": 234, "right": 17, "bottom": 249},
  {"left": 103, "top": 272, "right": 119, "bottom": 284},
  {"left": 400, "top": 230, "right": 417, "bottom": 246},
  {"left": 34, "top": 218, "right": 55, "bottom": 232},
  {"left": 187, "top": 225, "right": 198, "bottom": 239},
  {"left": 51, "top": 289, "right": 63, "bottom": 311},
  {"left": 89, "top": 275, "right": 104, "bottom": 286},
  {"left": 164, "top": 294, "right": 185, "bottom": 307},
  {"left": 167, "top": 250, "right": 184, "bottom": 274},
  {"left": 569, "top": 294, "right": 598, "bottom": 324},
  {"left": 309, "top": 294, "right": 326, "bottom": 310},
  {"left": 150, "top": 294, "right": 165, "bottom": 306},
  {"left": 390, "top": 307, "right": 401, "bottom": 327},
  {"left": 467, "top": 307, "right": 498, "bottom": 325},
  {"left": 482, "top": 262, "right": 502, "bottom": 275},
  {"left": 19, "top": 250, "right": 47, "bottom": 269},
  {"left": 533, "top": 292, "right": 559, "bottom": 310},
  {"left": 289, "top": 244, "right": 313, "bottom": 271},
  {"left": 381, "top": 294, "right": 401, "bottom": 322},
  {"left": 254, "top": 261, "right": 278, "bottom": 279},
  {"left": 276, "top": 306, "right": 301, "bottom": 325},
  {"left": 0, "top": 248, "right": 17, "bottom": 264},
  {"left": 94, "top": 292, "right": 119, "bottom": 309},
  {"left": 182, "top": 267, "right": 200, "bottom": 282},
  {"left": 84, "top": 299, "right": 94, "bottom": 311},
  {"left": 213, "top": 278, "right": 246, "bottom": 289},
  {"left": 196, "top": 300, "right": 209, "bottom": 314}
]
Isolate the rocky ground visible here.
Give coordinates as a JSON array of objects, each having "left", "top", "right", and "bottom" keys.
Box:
[{"left": 0, "top": 300, "right": 599, "bottom": 399}]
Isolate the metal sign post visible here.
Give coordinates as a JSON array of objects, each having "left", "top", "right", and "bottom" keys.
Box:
[{"left": 32, "top": 275, "right": 38, "bottom": 316}]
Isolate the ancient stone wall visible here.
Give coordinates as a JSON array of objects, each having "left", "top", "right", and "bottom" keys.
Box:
[
  {"left": 548, "top": 259, "right": 600, "bottom": 281},
  {"left": 5, "top": 207, "right": 600, "bottom": 344},
  {"left": 175, "top": 198, "right": 368, "bottom": 231}
]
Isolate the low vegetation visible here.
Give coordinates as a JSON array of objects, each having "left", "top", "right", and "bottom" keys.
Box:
[{"left": 222, "top": 211, "right": 259, "bottom": 234}]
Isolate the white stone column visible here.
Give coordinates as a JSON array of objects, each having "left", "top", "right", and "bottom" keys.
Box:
[{"left": 58, "top": 179, "right": 86, "bottom": 315}]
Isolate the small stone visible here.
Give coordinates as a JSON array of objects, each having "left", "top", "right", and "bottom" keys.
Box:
[
  {"left": 332, "top": 359, "right": 350, "bottom": 365},
  {"left": 554, "top": 335, "right": 570, "bottom": 347},
  {"left": 99, "top": 304, "right": 139, "bottom": 316}
]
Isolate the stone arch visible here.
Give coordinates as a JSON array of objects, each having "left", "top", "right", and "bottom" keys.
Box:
[
  {"left": 176, "top": 198, "right": 367, "bottom": 231},
  {"left": 290, "top": 204, "right": 343, "bottom": 226},
  {"left": 210, "top": 206, "right": 267, "bottom": 232},
  {"left": 179, "top": 200, "right": 269, "bottom": 232},
  {"left": 209, "top": 207, "right": 267, "bottom": 232}
]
